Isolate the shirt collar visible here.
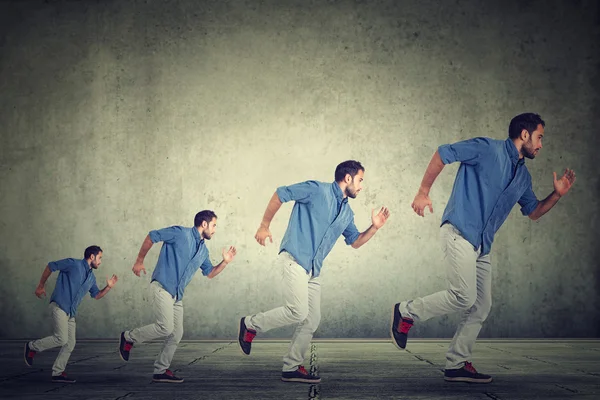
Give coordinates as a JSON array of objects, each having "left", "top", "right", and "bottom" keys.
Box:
[
  {"left": 505, "top": 138, "right": 525, "bottom": 165},
  {"left": 192, "top": 227, "right": 204, "bottom": 245},
  {"left": 81, "top": 259, "right": 91, "bottom": 270},
  {"left": 332, "top": 182, "right": 348, "bottom": 204}
]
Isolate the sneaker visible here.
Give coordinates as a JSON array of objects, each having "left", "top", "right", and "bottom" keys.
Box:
[
  {"left": 52, "top": 372, "right": 76, "bottom": 383},
  {"left": 238, "top": 317, "right": 256, "bottom": 356},
  {"left": 24, "top": 342, "right": 36, "bottom": 367},
  {"left": 119, "top": 331, "right": 133, "bottom": 362},
  {"left": 444, "top": 362, "right": 493, "bottom": 383},
  {"left": 281, "top": 365, "right": 321, "bottom": 384},
  {"left": 391, "top": 303, "right": 414, "bottom": 350},
  {"left": 153, "top": 369, "right": 184, "bottom": 383}
]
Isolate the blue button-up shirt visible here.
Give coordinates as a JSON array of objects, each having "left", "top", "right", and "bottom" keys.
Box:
[
  {"left": 438, "top": 137, "right": 540, "bottom": 255},
  {"left": 49, "top": 258, "right": 100, "bottom": 317},
  {"left": 277, "top": 180, "right": 361, "bottom": 277},
  {"left": 149, "top": 226, "right": 213, "bottom": 301}
]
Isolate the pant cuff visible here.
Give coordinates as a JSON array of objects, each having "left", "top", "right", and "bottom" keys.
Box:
[
  {"left": 125, "top": 330, "right": 135, "bottom": 343},
  {"left": 445, "top": 361, "right": 466, "bottom": 370},
  {"left": 399, "top": 301, "right": 417, "bottom": 321},
  {"left": 245, "top": 315, "right": 259, "bottom": 332}
]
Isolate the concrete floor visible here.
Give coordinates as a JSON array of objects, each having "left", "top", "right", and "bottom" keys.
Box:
[{"left": 0, "top": 339, "right": 598, "bottom": 399}]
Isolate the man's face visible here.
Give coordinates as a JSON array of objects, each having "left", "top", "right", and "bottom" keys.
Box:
[
  {"left": 90, "top": 252, "right": 102, "bottom": 269},
  {"left": 202, "top": 218, "right": 217, "bottom": 240},
  {"left": 522, "top": 124, "right": 544, "bottom": 159},
  {"left": 345, "top": 169, "right": 364, "bottom": 199}
]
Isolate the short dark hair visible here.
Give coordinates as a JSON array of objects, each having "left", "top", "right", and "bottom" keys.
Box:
[
  {"left": 508, "top": 113, "right": 545, "bottom": 139},
  {"left": 194, "top": 210, "right": 217, "bottom": 227},
  {"left": 84, "top": 245, "right": 102, "bottom": 259},
  {"left": 335, "top": 160, "right": 364, "bottom": 182}
]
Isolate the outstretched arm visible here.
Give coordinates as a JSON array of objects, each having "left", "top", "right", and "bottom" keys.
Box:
[
  {"left": 35, "top": 265, "right": 52, "bottom": 298},
  {"left": 207, "top": 246, "right": 237, "bottom": 279},
  {"left": 255, "top": 192, "right": 283, "bottom": 246},
  {"left": 351, "top": 207, "right": 390, "bottom": 249},
  {"left": 528, "top": 169, "right": 576, "bottom": 221},
  {"left": 132, "top": 235, "right": 154, "bottom": 276},
  {"left": 95, "top": 275, "right": 118, "bottom": 299},
  {"left": 412, "top": 151, "right": 445, "bottom": 217}
]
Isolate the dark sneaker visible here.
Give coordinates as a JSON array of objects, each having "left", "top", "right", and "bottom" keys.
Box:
[
  {"left": 444, "top": 362, "right": 493, "bottom": 383},
  {"left": 52, "top": 372, "right": 76, "bottom": 383},
  {"left": 238, "top": 317, "right": 256, "bottom": 356},
  {"left": 281, "top": 365, "right": 321, "bottom": 383},
  {"left": 153, "top": 369, "right": 184, "bottom": 383},
  {"left": 24, "top": 342, "right": 36, "bottom": 367},
  {"left": 391, "top": 303, "right": 413, "bottom": 350},
  {"left": 119, "top": 331, "right": 133, "bottom": 362}
]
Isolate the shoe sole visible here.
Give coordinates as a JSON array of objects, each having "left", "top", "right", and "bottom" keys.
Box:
[
  {"left": 118, "top": 332, "right": 129, "bottom": 362},
  {"left": 281, "top": 377, "right": 321, "bottom": 384},
  {"left": 237, "top": 317, "right": 251, "bottom": 357},
  {"left": 152, "top": 379, "right": 184, "bottom": 383},
  {"left": 23, "top": 343, "right": 33, "bottom": 367},
  {"left": 390, "top": 304, "right": 406, "bottom": 351},
  {"left": 444, "top": 376, "right": 493, "bottom": 384}
]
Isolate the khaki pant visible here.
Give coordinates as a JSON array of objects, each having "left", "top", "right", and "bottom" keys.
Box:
[
  {"left": 125, "top": 281, "right": 184, "bottom": 374},
  {"left": 245, "top": 252, "right": 322, "bottom": 372},
  {"left": 30, "top": 302, "right": 76, "bottom": 376},
  {"left": 400, "top": 223, "right": 492, "bottom": 370}
]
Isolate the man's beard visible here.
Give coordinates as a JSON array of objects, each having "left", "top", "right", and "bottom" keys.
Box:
[{"left": 523, "top": 139, "right": 537, "bottom": 159}]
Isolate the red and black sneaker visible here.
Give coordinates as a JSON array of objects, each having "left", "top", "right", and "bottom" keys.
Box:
[
  {"left": 238, "top": 317, "right": 256, "bottom": 356},
  {"left": 52, "top": 372, "right": 76, "bottom": 383},
  {"left": 153, "top": 369, "right": 184, "bottom": 383},
  {"left": 391, "top": 303, "right": 414, "bottom": 350},
  {"left": 281, "top": 365, "right": 321, "bottom": 383},
  {"left": 24, "top": 342, "right": 36, "bottom": 367},
  {"left": 119, "top": 331, "right": 134, "bottom": 362},
  {"left": 444, "top": 362, "right": 492, "bottom": 383}
]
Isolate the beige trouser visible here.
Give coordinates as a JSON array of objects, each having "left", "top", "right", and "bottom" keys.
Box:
[
  {"left": 245, "top": 252, "right": 322, "bottom": 372},
  {"left": 30, "top": 302, "right": 76, "bottom": 376},
  {"left": 125, "top": 281, "right": 184, "bottom": 374},
  {"left": 400, "top": 223, "right": 493, "bottom": 370}
]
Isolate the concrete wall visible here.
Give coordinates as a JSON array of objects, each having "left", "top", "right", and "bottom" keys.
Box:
[{"left": 1, "top": 0, "right": 598, "bottom": 339}]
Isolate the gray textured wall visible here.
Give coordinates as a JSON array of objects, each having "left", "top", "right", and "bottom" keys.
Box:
[{"left": 1, "top": 0, "right": 598, "bottom": 339}]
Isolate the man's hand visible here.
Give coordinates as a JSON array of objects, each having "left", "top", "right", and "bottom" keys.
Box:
[
  {"left": 553, "top": 168, "right": 576, "bottom": 197},
  {"left": 411, "top": 192, "right": 434, "bottom": 217},
  {"left": 107, "top": 274, "right": 118, "bottom": 288},
  {"left": 222, "top": 246, "right": 237, "bottom": 263},
  {"left": 255, "top": 226, "right": 273, "bottom": 246},
  {"left": 371, "top": 206, "right": 390, "bottom": 229},
  {"left": 132, "top": 261, "right": 146, "bottom": 277},
  {"left": 35, "top": 284, "right": 46, "bottom": 299}
]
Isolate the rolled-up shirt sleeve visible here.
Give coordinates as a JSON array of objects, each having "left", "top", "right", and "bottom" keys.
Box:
[
  {"left": 518, "top": 184, "right": 540, "bottom": 216},
  {"left": 200, "top": 254, "right": 214, "bottom": 276},
  {"left": 48, "top": 258, "right": 75, "bottom": 272},
  {"left": 342, "top": 218, "right": 361, "bottom": 246},
  {"left": 149, "top": 226, "right": 184, "bottom": 244},
  {"left": 89, "top": 278, "right": 101, "bottom": 298},
  {"left": 438, "top": 137, "right": 492, "bottom": 166},
  {"left": 276, "top": 180, "right": 320, "bottom": 204}
]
